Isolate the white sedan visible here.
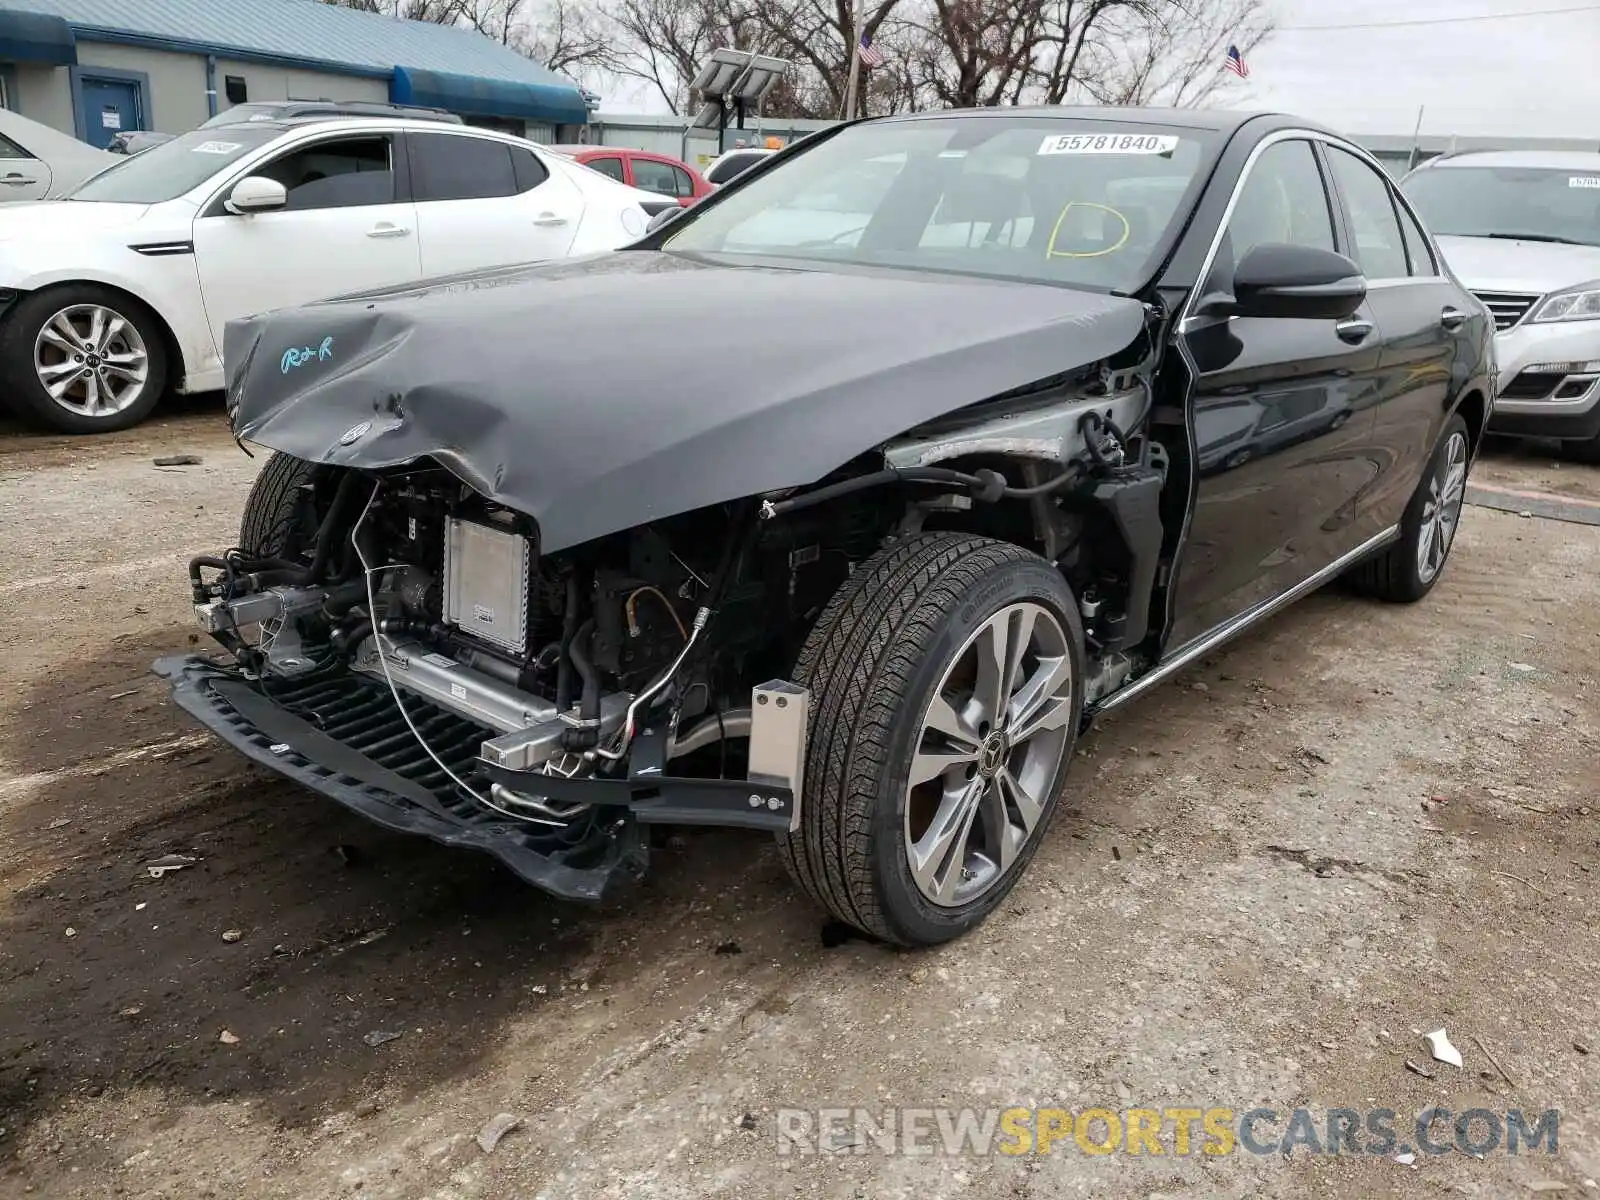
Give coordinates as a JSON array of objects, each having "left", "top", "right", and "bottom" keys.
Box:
[
  {"left": 0, "top": 114, "right": 654, "bottom": 432},
  {"left": 0, "top": 107, "right": 118, "bottom": 202}
]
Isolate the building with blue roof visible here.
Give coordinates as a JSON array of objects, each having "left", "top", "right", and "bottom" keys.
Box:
[{"left": 0, "top": 0, "right": 590, "bottom": 147}]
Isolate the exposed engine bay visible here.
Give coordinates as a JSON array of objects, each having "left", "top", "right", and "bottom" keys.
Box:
[{"left": 170, "top": 375, "right": 1169, "bottom": 900}]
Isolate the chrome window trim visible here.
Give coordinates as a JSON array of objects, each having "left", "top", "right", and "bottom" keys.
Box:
[{"left": 1178, "top": 127, "right": 1436, "bottom": 334}]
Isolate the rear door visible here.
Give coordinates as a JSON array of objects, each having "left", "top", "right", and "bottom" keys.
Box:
[
  {"left": 407, "top": 131, "right": 583, "bottom": 276},
  {"left": 1170, "top": 136, "right": 1387, "bottom": 647},
  {"left": 0, "top": 129, "right": 50, "bottom": 200},
  {"left": 1322, "top": 144, "right": 1463, "bottom": 541},
  {"left": 192, "top": 130, "right": 421, "bottom": 354}
]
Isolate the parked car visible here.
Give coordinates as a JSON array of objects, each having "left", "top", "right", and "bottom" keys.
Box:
[
  {"left": 106, "top": 130, "right": 177, "bottom": 156},
  {"left": 0, "top": 106, "right": 654, "bottom": 433},
  {"left": 160, "top": 107, "right": 1492, "bottom": 947},
  {"left": 201, "top": 100, "right": 464, "bottom": 128},
  {"left": 545, "top": 145, "right": 713, "bottom": 208},
  {"left": 0, "top": 107, "right": 117, "bottom": 201},
  {"left": 704, "top": 146, "right": 776, "bottom": 186},
  {"left": 1404, "top": 150, "right": 1600, "bottom": 460}
]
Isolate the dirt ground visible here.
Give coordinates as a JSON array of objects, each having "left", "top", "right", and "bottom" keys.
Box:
[{"left": 0, "top": 405, "right": 1596, "bottom": 1199}]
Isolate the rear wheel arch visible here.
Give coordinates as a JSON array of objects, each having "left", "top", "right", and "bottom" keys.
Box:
[
  {"left": 1452, "top": 386, "right": 1489, "bottom": 453},
  {"left": 10, "top": 277, "right": 189, "bottom": 384}
]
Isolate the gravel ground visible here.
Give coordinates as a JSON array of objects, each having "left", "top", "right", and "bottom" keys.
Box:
[{"left": 0, "top": 409, "right": 1596, "bottom": 1199}]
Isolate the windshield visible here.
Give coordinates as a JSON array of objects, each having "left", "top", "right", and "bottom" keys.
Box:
[
  {"left": 1404, "top": 165, "right": 1600, "bottom": 246},
  {"left": 67, "top": 127, "right": 281, "bottom": 204},
  {"left": 666, "top": 117, "right": 1214, "bottom": 290}
]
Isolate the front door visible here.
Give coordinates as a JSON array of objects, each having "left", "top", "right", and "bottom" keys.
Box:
[
  {"left": 1169, "top": 137, "right": 1386, "bottom": 648},
  {"left": 191, "top": 131, "right": 421, "bottom": 358},
  {"left": 80, "top": 76, "right": 141, "bottom": 150}
]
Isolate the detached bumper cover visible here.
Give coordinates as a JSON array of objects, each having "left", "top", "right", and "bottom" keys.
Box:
[{"left": 152, "top": 655, "right": 646, "bottom": 901}]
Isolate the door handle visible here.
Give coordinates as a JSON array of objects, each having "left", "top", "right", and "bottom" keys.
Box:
[
  {"left": 0, "top": 176, "right": 32, "bottom": 186},
  {"left": 1440, "top": 306, "right": 1468, "bottom": 330},
  {"left": 366, "top": 223, "right": 410, "bottom": 238},
  {"left": 1334, "top": 316, "right": 1374, "bottom": 344},
  {"left": 532, "top": 213, "right": 569, "bottom": 227}
]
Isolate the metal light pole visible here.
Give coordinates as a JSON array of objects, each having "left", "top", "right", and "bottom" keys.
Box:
[{"left": 842, "top": 0, "right": 863, "bottom": 119}]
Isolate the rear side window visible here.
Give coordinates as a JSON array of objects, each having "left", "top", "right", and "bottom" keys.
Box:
[
  {"left": 584, "top": 155, "right": 625, "bottom": 182},
  {"left": 510, "top": 145, "right": 549, "bottom": 192},
  {"left": 707, "top": 152, "right": 762, "bottom": 185},
  {"left": 410, "top": 133, "right": 517, "bottom": 202},
  {"left": 0, "top": 132, "right": 33, "bottom": 160},
  {"left": 633, "top": 158, "right": 693, "bottom": 197}
]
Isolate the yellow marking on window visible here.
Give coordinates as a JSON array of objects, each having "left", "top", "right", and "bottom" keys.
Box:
[{"left": 1046, "top": 202, "right": 1130, "bottom": 259}]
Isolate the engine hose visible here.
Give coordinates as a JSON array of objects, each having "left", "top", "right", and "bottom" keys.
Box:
[
  {"left": 305, "top": 470, "right": 366, "bottom": 584},
  {"left": 1079, "top": 410, "right": 1128, "bottom": 470},
  {"left": 555, "top": 570, "right": 581, "bottom": 712},
  {"left": 241, "top": 567, "right": 313, "bottom": 590},
  {"left": 759, "top": 464, "right": 1082, "bottom": 519},
  {"left": 320, "top": 580, "right": 369, "bottom": 619},
  {"left": 188, "top": 554, "right": 235, "bottom": 601},
  {"left": 565, "top": 620, "right": 602, "bottom": 749},
  {"left": 331, "top": 617, "right": 372, "bottom": 656}
]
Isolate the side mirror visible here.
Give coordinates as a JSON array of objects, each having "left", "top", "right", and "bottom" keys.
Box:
[
  {"left": 646, "top": 206, "right": 684, "bottom": 235},
  {"left": 1218, "top": 242, "right": 1367, "bottom": 321},
  {"left": 225, "top": 175, "right": 287, "bottom": 215}
]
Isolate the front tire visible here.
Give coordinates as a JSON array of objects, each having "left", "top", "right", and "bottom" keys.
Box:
[
  {"left": 1349, "top": 414, "right": 1470, "bottom": 602},
  {"left": 0, "top": 285, "right": 169, "bottom": 433},
  {"left": 238, "top": 452, "right": 325, "bottom": 559},
  {"left": 778, "top": 533, "right": 1086, "bottom": 947}
]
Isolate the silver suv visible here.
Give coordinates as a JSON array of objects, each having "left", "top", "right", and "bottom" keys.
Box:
[{"left": 1404, "top": 150, "right": 1600, "bottom": 459}]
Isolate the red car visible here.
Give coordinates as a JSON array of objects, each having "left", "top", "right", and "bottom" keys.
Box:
[{"left": 546, "top": 145, "right": 713, "bottom": 208}]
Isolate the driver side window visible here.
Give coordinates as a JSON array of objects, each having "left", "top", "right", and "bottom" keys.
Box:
[
  {"left": 255, "top": 135, "right": 395, "bottom": 211},
  {"left": 1209, "top": 139, "right": 1336, "bottom": 292}
]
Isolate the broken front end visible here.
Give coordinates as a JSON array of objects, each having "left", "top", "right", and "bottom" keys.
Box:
[{"left": 156, "top": 467, "right": 853, "bottom": 900}]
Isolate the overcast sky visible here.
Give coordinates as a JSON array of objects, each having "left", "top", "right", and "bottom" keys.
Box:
[
  {"left": 1232, "top": 0, "right": 1600, "bottom": 137},
  {"left": 595, "top": 0, "right": 1600, "bottom": 139}
]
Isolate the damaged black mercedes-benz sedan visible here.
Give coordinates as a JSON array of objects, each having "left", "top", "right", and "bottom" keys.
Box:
[{"left": 157, "top": 107, "right": 1494, "bottom": 946}]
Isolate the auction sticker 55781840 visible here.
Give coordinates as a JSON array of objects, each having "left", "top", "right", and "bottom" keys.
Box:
[{"left": 1038, "top": 133, "right": 1179, "bottom": 156}]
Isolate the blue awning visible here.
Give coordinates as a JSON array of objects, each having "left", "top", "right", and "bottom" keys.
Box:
[
  {"left": 391, "top": 66, "right": 588, "bottom": 126},
  {"left": 0, "top": 9, "right": 77, "bottom": 66}
]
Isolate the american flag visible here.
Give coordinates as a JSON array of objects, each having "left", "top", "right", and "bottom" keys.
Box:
[
  {"left": 1224, "top": 44, "right": 1249, "bottom": 78},
  {"left": 858, "top": 33, "right": 886, "bottom": 69}
]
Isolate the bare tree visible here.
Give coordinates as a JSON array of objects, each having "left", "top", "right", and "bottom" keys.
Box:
[
  {"left": 1078, "top": 0, "right": 1273, "bottom": 107},
  {"left": 317, "top": 0, "right": 477, "bottom": 23},
  {"left": 867, "top": 0, "right": 1271, "bottom": 112},
  {"left": 488, "top": 0, "right": 619, "bottom": 80}
]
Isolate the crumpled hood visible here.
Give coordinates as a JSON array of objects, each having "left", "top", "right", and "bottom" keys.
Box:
[
  {"left": 1435, "top": 234, "right": 1600, "bottom": 296},
  {"left": 226, "top": 252, "right": 1147, "bottom": 552}
]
